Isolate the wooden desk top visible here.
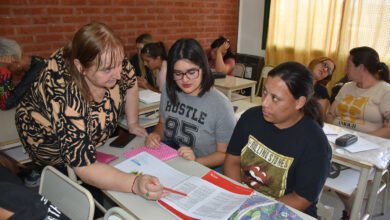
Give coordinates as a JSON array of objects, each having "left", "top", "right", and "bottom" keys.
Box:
[
  {"left": 325, "top": 123, "right": 389, "bottom": 170},
  {"left": 214, "top": 76, "right": 256, "bottom": 90}
]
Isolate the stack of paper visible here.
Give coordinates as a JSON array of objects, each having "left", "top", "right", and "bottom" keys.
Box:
[{"left": 139, "top": 90, "right": 161, "bottom": 104}]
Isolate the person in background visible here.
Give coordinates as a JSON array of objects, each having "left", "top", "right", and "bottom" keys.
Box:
[
  {"left": 307, "top": 57, "right": 336, "bottom": 119},
  {"left": 140, "top": 42, "right": 167, "bottom": 92},
  {"left": 326, "top": 46, "right": 390, "bottom": 220},
  {"left": 145, "top": 38, "right": 236, "bottom": 168},
  {"left": 15, "top": 22, "right": 164, "bottom": 204},
  {"left": 0, "top": 37, "right": 46, "bottom": 110},
  {"left": 129, "top": 33, "right": 157, "bottom": 91},
  {"left": 223, "top": 62, "right": 331, "bottom": 218},
  {"left": 0, "top": 152, "right": 70, "bottom": 220},
  {"left": 207, "top": 36, "right": 236, "bottom": 75},
  {"left": 326, "top": 46, "right": 390, "bottom": 138}
]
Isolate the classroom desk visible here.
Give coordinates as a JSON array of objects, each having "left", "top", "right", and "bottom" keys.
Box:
[
  {"left": 324, "top": 123, "right": 390, "bottom": 220},
  {"left": 98, "top": 136, "right": 315, "bottom": 220},
  {"left": 0, "top": 107, "right": 19, "bottom": 147},
  {"left": 214, "top": 76, "right": 257, "bottom": 102}
]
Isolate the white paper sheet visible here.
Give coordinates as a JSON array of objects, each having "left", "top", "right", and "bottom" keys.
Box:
[{"left": 139, "top": 90, "right": 161, "bottom": 104}]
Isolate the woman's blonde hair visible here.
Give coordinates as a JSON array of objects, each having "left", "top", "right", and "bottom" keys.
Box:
[{"left": 63, "top": 21, "right": 124, "bottom": 101}]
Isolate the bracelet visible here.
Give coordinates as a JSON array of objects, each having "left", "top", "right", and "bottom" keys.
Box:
[{"left": 131, "top": 173, "right": 142, "bottom": 194}]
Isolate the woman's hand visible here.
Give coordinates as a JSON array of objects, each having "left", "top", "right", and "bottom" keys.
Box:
[
  {"left": 178, "top": 146, "right": 196, "bottom": 161},
  {"left": 137, "top": 76, "right": 148, "bottom": 89},
  {"left": 132, "top": 174, "right": 165, "bottom": 200},
  {"left": 145, "top": 132, "right": 161, "bottom": 148},
  {"left": 128, "top": 123, "right": 148, "bottom": 137}
]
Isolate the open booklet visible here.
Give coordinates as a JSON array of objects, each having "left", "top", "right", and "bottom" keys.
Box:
[{"left": 114, "top": 152, "right": 254, "bottom": 220}]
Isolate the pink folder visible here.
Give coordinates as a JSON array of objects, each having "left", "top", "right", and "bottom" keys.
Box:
[
  {"left": 123, "top": 143, "right": 178, "bottom": 161},
  {"left": 96, "top": 151, "right": 118, "bottom": 164}
]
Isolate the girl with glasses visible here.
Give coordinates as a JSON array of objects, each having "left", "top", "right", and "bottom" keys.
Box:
[
  {"left": 308, "top": 57, "right": 336, "bottom": 119},
  {"left": 145, "top": 38, "right": 236, "bottom": 169}
]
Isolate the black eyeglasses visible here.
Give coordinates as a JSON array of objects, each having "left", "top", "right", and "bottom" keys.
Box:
[{"left": 173, "top": 68, "right": 200, "bottom": 81}]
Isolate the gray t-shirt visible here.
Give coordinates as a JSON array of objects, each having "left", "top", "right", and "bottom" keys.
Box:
[{"left": 160, "top": 87, "right": 236, "bottom": 157}]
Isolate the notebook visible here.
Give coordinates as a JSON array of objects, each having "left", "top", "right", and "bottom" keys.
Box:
[
  {"left": 123, "top": 143, "right": 178, "bottom": 161},
  {"left": 139, "top": 89, "right": 161, "bottom": 104},
  {"left": 96, "top": 151, "right": 118, "bottom": 164}
]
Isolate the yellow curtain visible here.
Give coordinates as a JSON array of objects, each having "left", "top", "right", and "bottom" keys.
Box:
[{"left": 266, "top": 0, "right": 390, "bottom": 90}]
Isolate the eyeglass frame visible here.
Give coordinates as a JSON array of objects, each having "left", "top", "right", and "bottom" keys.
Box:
[
  {"left": 173, "top": 68, "right": 201, "bottom": 81},
  {"left": 321, "top": 61, "right": 334, "bottom": 76}
]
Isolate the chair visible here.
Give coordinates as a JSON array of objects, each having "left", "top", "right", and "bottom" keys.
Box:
[
  {"left": 39, "top": 165, "right": 95, "bottom": 220},
  {"left": 104, "top": 207, "right": 137, "bottom": 220},
  {"left": 233, "top": 63, "right": 246, "bottom": 78},
  {"left": 66, "top": 165, "right": 108, "bottom": 213},
  {"left": 256, "top": 65, "right": 274, "bottom": 96}
]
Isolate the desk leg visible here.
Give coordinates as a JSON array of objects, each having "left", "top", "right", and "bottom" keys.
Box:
[
  {"left": 250, "top": 85, "right": 255, "bottom": 102},
  {"left": 350, "top": 168, "right": 370, "bottom": 220},
  {"left": 365, "top": 168, "right": 382, "bottom": 217},
  {"left": 227, "top": 90, "right": 232, "bottom": 101}
]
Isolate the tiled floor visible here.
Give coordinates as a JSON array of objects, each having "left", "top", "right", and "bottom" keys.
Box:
[{"left": 320, "top": 189, "right": 389, "bottom": 220}]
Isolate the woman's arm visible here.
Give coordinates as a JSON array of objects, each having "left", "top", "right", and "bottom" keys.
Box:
[
  {"left": 325, "top": 100, "right": 338, "bottom": 123},
  {"left": 74, "top": 163, "right": 164, "bottom": 200},
  {"left": 223, "top": 154, "right": 241, "bottom": 182},
  {"left": 318, "top": 98, "right": 330, "bottom": 120},
  {"left": 277, "top": 191, "right": 311, "bottom": 211},
  {"left": 195, "top": 142, "right": 228, "bottom": 167},
  {"left": 368, "top": 112, "right": 390, "bottom": 138},
  {"left": 125, "top": 81, "right": 148, "bottom": 137},
  {"left": 214, "top": 48, "right": 234, "bottom": 74}
]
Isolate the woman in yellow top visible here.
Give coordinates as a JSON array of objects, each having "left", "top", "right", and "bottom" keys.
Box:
[{"left": 15, "top": 22, "right": 164, "bottom": 200}]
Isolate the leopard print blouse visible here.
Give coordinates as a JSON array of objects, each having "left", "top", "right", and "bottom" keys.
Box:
[{"left": 15, "top": 48, "right": 136, "bottom": 168}]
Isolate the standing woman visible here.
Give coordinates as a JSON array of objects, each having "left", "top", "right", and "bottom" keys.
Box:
[
  {"left": 15, "top": 22, "right": 163, "bottom": 200},
  {"left": 140, "top": 42, "right": 167, "bottom": 92},
  {"left": 207, "top": 36, "right": 236, "bottom": 75},
  {"left": 224, "top": 62, "right": 331, "bottom": 218},
  {"left": 326, "top": 46, "right": 390, "bottom": 138},
  {"left": 307, "top": 57, "right": 336, "bottom": 119},
  {"left": 145, "top": 38, "right": 236, "bottom": 168}
]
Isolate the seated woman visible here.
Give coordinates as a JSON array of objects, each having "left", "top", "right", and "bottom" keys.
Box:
[
  {"left": 207, "top": 36, "right": 236, "bottom": 75},
  {"left": 145, "top": 38, "right": 236, "bottom": 168},
  {"left": 223, "top": 62, "right": 331, "bottom": 218},
  {"left": 326, "top": 46, "right": 390, "bottom": 138},
  {"left": 326, "top": 46, "right": 390, "bottom": 219},
  {"left": 140, "top": 42, "right": 168, "bottom": 92},
  {"left": 307, "top": 57, "right": 336, "bottom": 119},
  {"left": 129, "top": 33, "right": 157, "bottom": 91},
  {"left": 15, "top": 22, "right": 164, "bottom": 202},
  {"left": 0, "top": 37, "right": 46, "bottom": 110}
]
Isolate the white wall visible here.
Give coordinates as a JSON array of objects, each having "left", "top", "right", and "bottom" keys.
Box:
[{"left": 237, "top": 0, "right": 265, "bottom": 57}]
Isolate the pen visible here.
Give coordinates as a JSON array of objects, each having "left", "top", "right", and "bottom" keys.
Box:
[
  {"left": 163, "top": 187, "right": 188, "bottom": 197},
  {"left": 326, "top": 133, "right": 338, "bottom": 136}
]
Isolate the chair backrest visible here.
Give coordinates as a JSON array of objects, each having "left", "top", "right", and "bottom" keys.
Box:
[
  {"left": 256, "top": 65, "right": 274, "bottom": 96},
  {"left": 39, "top": 166, "right": 95, "bottom": 220},
  {"left": 104, "top": 207, "right": 137, "bottom": 220},
  {"left": 233, "top": 63, "right": 246, "bottom": 78}
]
